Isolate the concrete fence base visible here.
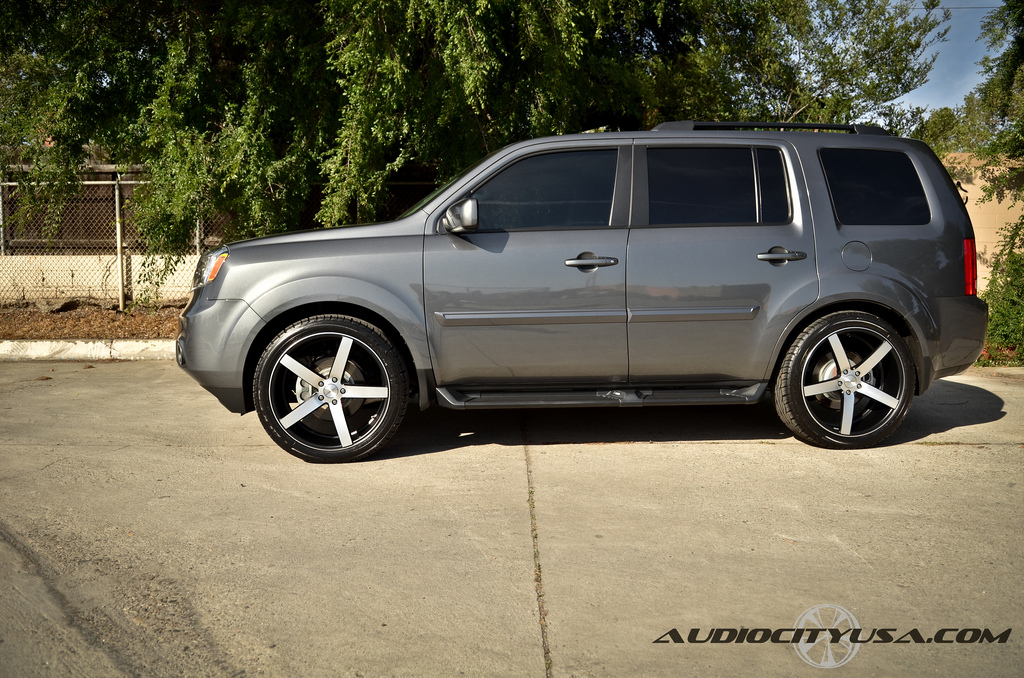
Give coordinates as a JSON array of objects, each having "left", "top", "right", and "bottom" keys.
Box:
[{"left": 0, "top": 254, "right": 199, "bottom": 304}]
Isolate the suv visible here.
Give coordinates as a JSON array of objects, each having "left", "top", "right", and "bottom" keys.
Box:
[{"left": 177, "top": 121, "right": 987, "bottom": 462}]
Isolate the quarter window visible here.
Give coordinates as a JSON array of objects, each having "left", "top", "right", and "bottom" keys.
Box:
[
  {"left": 647, "top": 147, "right": 791, "bottom": 225},
  {"left": 757, "top": 148, "right": 791, "bottom": 224},
  {"left": 820, "top": 148, "right": 930, "bottom": 225},
  {"left": 471, "top": 150, "right": 618, "bottom": 231}
]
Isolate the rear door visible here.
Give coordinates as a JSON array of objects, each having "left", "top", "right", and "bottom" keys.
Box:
[{"left": 626, "top": 141, "right": 819, "bottom": 383}]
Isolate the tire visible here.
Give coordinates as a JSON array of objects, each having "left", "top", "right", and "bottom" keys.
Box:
[
  {"left": 253, "top": 315, "right": 409, "bottom": 462},
  {"left": 774, "top": 312, "right": 916, "bottom": 448}
]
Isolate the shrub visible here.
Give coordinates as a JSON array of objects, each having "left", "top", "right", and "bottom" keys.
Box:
[{"left": 980, "top": 217, "right": 1024, "bottom": 366}]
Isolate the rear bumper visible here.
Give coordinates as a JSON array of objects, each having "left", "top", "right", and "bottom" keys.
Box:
[{"left": 922, "top": 294, "right": 988, "bottom": 389}]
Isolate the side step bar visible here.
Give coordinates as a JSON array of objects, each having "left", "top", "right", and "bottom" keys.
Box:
[{"left": 436, "top": 383, "right": 767, "bottom": 410}]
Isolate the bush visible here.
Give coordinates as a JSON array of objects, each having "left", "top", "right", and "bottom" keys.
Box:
[{"left": 979, "top": 218, "right": 1024, "bottom": 366}]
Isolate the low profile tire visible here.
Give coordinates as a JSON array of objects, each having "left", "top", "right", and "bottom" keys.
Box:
[
  {"left": 254, "top": 315, "right": 409, "bottom": 462},
  {"left": 774, "top": 312, "right": 916, "bottom": 448}
]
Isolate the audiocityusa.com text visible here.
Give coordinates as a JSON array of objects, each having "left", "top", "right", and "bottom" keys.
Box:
[{"left": 654, "top": 627, "right": 1012, "bottom": 644}]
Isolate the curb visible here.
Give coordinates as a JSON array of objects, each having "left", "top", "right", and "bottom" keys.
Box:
[{"left": 0, "top": 339, "right": 175, "bottom": 361}]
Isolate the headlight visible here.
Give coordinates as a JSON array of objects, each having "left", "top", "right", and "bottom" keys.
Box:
[{"left": 193, "top": 246, "right": 229, "bottom": 289}]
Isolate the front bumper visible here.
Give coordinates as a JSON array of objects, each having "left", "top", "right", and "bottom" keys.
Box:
[{"left": 177, "top": 293, "right": 266, "bottom": 413}]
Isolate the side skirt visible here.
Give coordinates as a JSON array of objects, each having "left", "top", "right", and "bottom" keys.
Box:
[{"left": 435, "top": 383, "right": 767, "bottom": 410}]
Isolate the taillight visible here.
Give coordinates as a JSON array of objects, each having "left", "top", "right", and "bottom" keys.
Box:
[{"left": 963, "top": 238, "right": 978, "bottom": 296}]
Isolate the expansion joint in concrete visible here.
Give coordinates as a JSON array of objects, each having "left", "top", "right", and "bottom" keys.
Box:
[{"left": 521, "top": 414, "right": 552, "bottom": 678}]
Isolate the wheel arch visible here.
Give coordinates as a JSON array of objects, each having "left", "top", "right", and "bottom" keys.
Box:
[
  {"left": 769, "top": 300, "right": 926, "bottom": 396},
  {"left": 242, "top": 301, "right": 424, "bottom": 414}
]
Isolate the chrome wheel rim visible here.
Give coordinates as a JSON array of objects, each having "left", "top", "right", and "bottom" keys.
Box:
[
  {"left": 268, "top": 331, "right": 390, "bottom": 450},
  {"left": 800, "top": 326, "right": 906, "bottom": 439}
]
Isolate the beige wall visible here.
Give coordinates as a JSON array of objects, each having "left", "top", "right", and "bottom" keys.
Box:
[{"left": 948, "top": 154, "right": 1024, "bottom": 292}]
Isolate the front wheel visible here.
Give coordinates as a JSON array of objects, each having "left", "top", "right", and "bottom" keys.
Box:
[
  {"left": 254, "top": 315, "right": 409, "bottom": 462},
  {"left": 774, "top": 312, "right": 916, "bottom": 448}
]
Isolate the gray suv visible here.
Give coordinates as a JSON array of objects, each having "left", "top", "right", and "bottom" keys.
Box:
[{"left": 177, "top": 121, "right": 987, "bottom": 462}]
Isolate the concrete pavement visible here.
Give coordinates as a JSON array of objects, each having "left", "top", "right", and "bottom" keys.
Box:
[{"left": 0, "top": 361, "right": 1021, "bottom": 676}]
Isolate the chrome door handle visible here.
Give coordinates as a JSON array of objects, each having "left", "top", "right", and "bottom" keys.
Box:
[
  {"left": 757, "top": 248, "right": 807, "bottom": 263},
  {"left": 565, "top": 256, "right": 619, "bottom": 268}
]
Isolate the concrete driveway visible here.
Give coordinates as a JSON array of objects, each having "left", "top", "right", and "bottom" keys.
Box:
[{"left": 0, "top": 361, "right": 1021, "bottom": 677}]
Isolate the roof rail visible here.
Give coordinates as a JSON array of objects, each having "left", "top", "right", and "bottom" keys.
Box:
[{"left": 651, "top": 121, "right": 890, "bottom": 136}]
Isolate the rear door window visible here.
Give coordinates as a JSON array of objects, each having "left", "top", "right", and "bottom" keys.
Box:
[
  {"left": 819, "top": 148, "right": 930, "bottom": 225},
  {"left": 646, "top": 147, "right": 791, "bottom": 225}
]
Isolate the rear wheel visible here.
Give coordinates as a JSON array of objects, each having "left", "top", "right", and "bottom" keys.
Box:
[
  {"left": 254, "top": 315, "right": 408, "bottom": 462},
  {"left": 775, "top": 312, "right": 915, "bottom": 448}
]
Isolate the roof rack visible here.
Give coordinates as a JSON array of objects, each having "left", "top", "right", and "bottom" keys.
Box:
[{"left": 652, "top": 121, "right": 890, "bottom": 136}]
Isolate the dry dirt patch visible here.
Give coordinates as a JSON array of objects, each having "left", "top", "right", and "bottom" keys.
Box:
[{"left": 0, "top": 302, "right": 181, "bottom": 340}]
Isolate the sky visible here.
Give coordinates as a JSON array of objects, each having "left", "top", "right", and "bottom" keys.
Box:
[{"left": 898, "top": 1, "right": 1003, "bottom": 112}]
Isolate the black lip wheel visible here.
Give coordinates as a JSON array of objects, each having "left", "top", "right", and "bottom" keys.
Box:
[
  {"left": 254, "top": 315, "right": 408, "bottom": 462},
  {"left": 775, "top": 312, "right": 916, "bottom": 448}
]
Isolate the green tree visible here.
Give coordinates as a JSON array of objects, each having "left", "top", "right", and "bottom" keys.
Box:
[
  {"left": 1, "top": 1, "right": 342, "bottom": 246},
  {"left": 914, "top": 93, "right": 993, "bottom": 158},
  {"left": 318, "top": 0, "right": 732, "bottom": 223},
  {"left": 320, "top": 0, "right": 949, "bottom": 223},
  {"left": 726, "top": 0, "right": 949, "bottom": 126}
]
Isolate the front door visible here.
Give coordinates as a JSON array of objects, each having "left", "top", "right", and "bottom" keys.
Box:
[{"left": 424, "top": 147, "right": 630, "bottom": 387}]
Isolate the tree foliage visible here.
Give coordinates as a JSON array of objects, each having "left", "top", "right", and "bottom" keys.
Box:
[
  {"left": 1, "top": 0, "right": 949, "bottom": 258},
  {"left": 1, "top": 0, "right": 342, "bottom": 245},
  {"left": 728, "top": 0, "right": 948, "bottom": 125},
  {"left": 913, "top": 93, "right": 994, "bottom": 158}
]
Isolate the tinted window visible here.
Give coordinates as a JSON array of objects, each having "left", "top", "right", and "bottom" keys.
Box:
[
  {"left": 757, "top": 148, "right": 791, "bottom": 223},
  {"left": 820, "top": 148, "right": 930, "bottom": 225},
  {"left": 648, "top": 147, "right": 791, "bottom": 225},
  {"left": 649, "top": 148, "right": 754, "bottom": 224},
  {"left": 472, "top": 150, "right": 617, "bottom": 231}
]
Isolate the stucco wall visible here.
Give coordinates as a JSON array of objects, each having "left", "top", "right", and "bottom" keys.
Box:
[{"left": 949, "top": 154, "right": 1024, "bottom": 292}]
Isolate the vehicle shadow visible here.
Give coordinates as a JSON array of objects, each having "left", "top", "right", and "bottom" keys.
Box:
[
  {"left": 886, "top": 377, "right": 1006, "bottom": 445},
  {"left": 375, "top": 378, "right": 1006, "bottom": 460},
  {"left": 376, "top": 401, "right": 791, "bottom": 460}
]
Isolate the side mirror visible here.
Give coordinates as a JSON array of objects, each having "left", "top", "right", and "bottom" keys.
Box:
[{"left": 442, "top": 198, "right": 479, "bottom": 234}]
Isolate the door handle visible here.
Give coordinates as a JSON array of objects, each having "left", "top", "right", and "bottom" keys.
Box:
[
  {"left": 757, "top": 247, "right": 807, "bottom": 265},
  {"left": 565, "top": 253, "right": 619, "bottom": 270}
]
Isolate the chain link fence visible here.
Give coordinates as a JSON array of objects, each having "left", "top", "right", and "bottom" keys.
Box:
[
  {"left": 0, "top": 171, "right": 218, "bottom": 309},
  {"left": 0, "top": 173, "right": 434, "bottom": 309}
]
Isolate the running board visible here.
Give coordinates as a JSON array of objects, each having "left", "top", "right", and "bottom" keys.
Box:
[{"left": 435, "top": 384, "right": 767, "bottom": 410}]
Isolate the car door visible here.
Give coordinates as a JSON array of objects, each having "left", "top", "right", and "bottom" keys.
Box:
[
  {"left": 626, "top": 142, "right": 819, "bottom": 383},
  {"left": 424, "top": 146, "right": 631, "bottom": 387}
]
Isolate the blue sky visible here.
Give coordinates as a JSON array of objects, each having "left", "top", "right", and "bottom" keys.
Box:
[{"left": 898, "top": 2, "right": 1003, "bottom": 111}]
